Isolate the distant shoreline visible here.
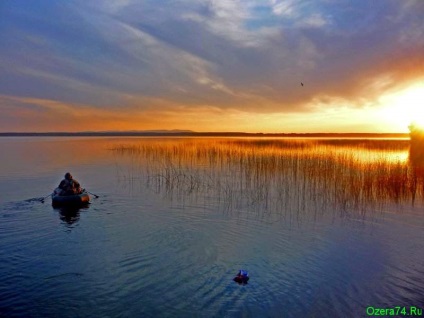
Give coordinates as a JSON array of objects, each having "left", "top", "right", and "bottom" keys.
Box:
[{"left": 0, "top": 131, "right": 409, "bottom": 138}]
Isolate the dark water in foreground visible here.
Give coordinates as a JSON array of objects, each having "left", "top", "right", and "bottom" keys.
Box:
[{"left": 0, "top": 137, "right": 423, "bottom": 317}]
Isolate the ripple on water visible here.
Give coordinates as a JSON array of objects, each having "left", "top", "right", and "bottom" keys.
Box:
[{"left": 1, "top": 178, "right": 424, "bottom": 317}]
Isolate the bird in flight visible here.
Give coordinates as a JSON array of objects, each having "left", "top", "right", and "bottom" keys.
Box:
[{"left": 301, "top": 82, "right": 304, "bottom": 86}]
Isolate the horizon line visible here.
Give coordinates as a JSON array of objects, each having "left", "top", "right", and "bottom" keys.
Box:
[{"left": 0, "top": 131, "right": 410, "bottom": 137}]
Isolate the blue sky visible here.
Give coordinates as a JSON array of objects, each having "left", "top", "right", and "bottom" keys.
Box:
[{"left": 1, "top": 0, "right": 423, "bottom": 132}]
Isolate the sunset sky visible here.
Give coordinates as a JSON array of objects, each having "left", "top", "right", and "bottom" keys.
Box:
[{"left": 1, "top": 0, "right": 423, "bottom": 133}]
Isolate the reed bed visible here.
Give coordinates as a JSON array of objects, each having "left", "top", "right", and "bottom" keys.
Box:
[{"left": 112, "top": 138, "right": 423, "bottom": 219}]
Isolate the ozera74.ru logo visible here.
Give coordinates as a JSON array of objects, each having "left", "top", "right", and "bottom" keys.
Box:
[{"left": 366, "top": 306, "right": 422, "bottom": 316}]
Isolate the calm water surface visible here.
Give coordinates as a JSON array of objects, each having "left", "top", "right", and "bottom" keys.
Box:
[{"left": 0, "top": 137, "right": 423, "bottom": 317}]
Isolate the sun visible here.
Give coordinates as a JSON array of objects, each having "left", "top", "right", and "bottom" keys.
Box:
[{"left": 378, "top": 82, "right": 424, "bottom": 131}]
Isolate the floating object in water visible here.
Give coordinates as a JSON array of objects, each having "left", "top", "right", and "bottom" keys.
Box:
[
  {"left": 51, "top": 188, "right": 90, "bottom": 207},
  {"left": 233, "top": 270, "right": 249, "bottom": 284}
]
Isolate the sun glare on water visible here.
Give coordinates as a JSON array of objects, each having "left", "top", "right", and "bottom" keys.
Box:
[{"left": 379, "top": 83, "right": 424, "bottom": 131}]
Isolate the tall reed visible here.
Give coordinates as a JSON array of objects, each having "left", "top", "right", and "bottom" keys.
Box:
[{"left": 113, "top": 138, "right": 422, "bottom": 219}]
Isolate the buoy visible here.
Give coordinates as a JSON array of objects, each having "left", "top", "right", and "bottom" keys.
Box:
[{"left": 233, "top": 270, "right": 249, "bottom": 284}]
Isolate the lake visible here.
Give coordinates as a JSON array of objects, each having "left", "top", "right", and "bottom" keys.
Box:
[{"left": 0, "top": 137, "right": 423, "bottom": 317}]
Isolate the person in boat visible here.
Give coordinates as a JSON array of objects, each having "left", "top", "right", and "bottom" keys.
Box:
[{"left": 58, "top": 172, "right": 82, "bottom": 196}]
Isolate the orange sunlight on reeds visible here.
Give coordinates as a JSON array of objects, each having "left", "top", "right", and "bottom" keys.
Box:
[{"left": 112, "top": 138, "right": 423, "bottom": 220}]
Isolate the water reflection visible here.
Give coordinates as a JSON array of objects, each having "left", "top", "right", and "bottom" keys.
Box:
[
  {"left": 55, "top": 205, "right": 89, "bottom": 226},
  {"left": 112, "top": 138, "right": 423, "bottom": 222}
]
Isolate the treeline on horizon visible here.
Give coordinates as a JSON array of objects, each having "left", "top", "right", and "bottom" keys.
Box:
[
  {"left": 409, "top": 124, "right": 424, "bottom": 160},
  {"left": 0, "top": 131, "right": 409, "bottom": 138}
]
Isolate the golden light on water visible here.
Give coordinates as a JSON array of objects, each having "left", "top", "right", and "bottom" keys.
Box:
[{"left": 333, "top": 148, "right": 409, "bottom": 164}]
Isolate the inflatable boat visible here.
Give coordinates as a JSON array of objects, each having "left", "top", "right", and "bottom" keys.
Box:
[{"left": 52, "top": 188, "right": 90, "bottom": 207}]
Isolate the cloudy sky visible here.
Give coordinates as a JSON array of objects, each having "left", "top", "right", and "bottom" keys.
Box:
[{"left": 1, "top": 0, "right": 423, "bottom": 132}]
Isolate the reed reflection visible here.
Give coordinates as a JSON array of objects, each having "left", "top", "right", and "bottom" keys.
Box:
[{"left": 113, "top": 138, "right": 422, "bottom": 220}]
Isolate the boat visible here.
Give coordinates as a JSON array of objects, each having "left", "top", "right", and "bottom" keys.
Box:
[{"left": 51, "top": 188, "right": 90, "bottom": 207}]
